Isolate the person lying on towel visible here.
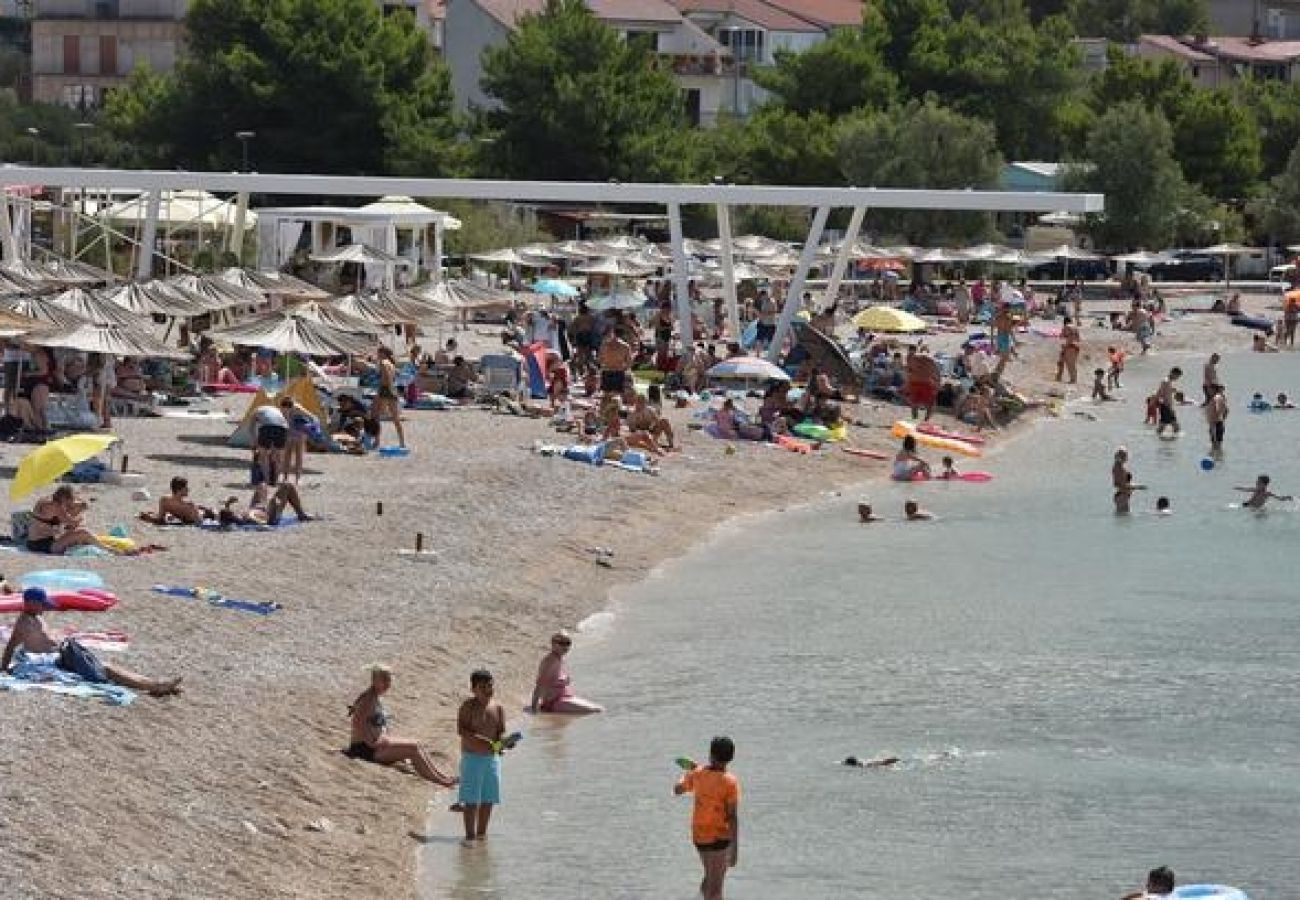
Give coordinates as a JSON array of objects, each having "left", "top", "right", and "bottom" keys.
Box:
[{"left": 139, "top": 476, "right": 217, "bottom": 526}]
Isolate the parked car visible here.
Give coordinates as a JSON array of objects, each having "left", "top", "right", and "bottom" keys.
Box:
[{"left": 1140, "top": 253, "right": 1223, "bottom": 282}]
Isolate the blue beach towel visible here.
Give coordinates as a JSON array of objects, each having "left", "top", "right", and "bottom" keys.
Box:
[
  {"left": 0, "top": 651, "right": 135, "bottom": 705},
  {"left": 151, "top": 585, "right": 281, "bottom": 616}
]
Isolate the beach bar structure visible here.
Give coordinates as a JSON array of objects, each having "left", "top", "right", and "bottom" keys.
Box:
[{"left": 0, "top": 167, "right": 1104, "bottom": 360}]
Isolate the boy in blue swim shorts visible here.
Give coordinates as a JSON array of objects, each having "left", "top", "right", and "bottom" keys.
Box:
[{"left": 456, "top": 669, "right": 516, "bottom": 844}]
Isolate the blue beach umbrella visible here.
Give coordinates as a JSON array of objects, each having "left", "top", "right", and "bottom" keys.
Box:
[{"left": 533, "top": 278, "right": 578, "bottom": 297}]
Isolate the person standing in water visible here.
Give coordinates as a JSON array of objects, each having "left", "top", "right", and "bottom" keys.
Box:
[
  {"left": 1154, "top": 368, "right": 1182, "bottom": 437},
  {"left": 529, "top": 631, "right": 602, "bottom": 714},
  {"left": 1112, "top": 447, "right": 1146, "bottom": 515},
  {"left": 371, "top": 347, "right": 407, "bottom": 449},
  {"left": 1205, "top": 384, "right": 1228, "bottom": 453},
  {"left": 1236, "top": 474, "right": 1293, "bottom": 510},
  {"left": 675, "top": 736, "right": 740, "bottom": 900},
  {"left": 456, "top": 669, "right": 517, "bottom": 845}
]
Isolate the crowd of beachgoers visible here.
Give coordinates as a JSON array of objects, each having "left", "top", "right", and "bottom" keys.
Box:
[{"left": 0, "top": 268, "right": 1288, "bottom": 899}]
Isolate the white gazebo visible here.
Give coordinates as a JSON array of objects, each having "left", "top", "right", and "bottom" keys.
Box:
[{"left": 253, "top": 196, "right": 461, "bottom": 285}]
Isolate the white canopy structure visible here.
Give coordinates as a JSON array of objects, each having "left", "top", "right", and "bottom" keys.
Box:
[
  {"left": 101, "top": 189, "right": 257, "bottom": 231},
  {"left": 254, "top": 197, "right": 460, "bottom": 285},
  {"left": 211, "top": 310, "right": 378, "bottom": 356},
  {"left": 49, "top": 287, "right": 152, "bottom": 327},
  {"left": 0, "top": 165, "right": 1105, "bottom": 362},
  {"left": 26, "top": 322, "right": 189, "bottom": 359}
]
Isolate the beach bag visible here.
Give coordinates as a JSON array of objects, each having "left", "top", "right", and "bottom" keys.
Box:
[{"left": 10, "top": 510, "right": 32, "bottom": 542}]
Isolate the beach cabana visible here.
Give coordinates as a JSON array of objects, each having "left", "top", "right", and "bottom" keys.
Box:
[
  {"left": 49, "top": 287, "right": 152, "bottom": 328},
  {"left": 25, "top": 322, "right": 189, "bottom": 360},
  {"left": 211, "top": 310, "right": 378, "bottom": 356}
]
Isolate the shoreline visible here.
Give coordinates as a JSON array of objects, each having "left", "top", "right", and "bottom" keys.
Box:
[{"left": 0, "top": 306, "right": 1264, "bottom": 900}]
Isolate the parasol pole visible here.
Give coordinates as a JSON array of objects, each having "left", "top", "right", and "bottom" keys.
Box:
[
  {"left": 825, "top": 205, "right": 866, "bottom": 313},
  {"left": 0, "top": 194, "right": 18, "bottom": 261},
  {"left": 716, "top": 202, "right": 740, "bottom": 339}
]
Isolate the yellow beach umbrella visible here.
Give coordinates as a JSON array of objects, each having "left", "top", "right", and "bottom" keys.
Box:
[
  {"left": 852, "top": 307, "right": 927, "bottom": 334},
  {"left": 10, "top": 433, "right": 119, "bottom": 500}
]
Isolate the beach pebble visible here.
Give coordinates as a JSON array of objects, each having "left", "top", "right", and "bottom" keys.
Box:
[
  {"left": 306, "top": 818, "right": 333, "bottom": 833},
  {"left": 242, "top": 820, "right": 259, "bottom": 836}
]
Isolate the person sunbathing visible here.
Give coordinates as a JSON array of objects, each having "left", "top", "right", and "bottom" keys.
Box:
[
  {"left": 218, "top": 483, "right": 313, "bottom": 529},
  {"left": 26, "top": 486, "right": 109, "bottom": 555},
  {"left": 347, "top": 665, "right": 457, "bottom": 787},
  {"left": 1, "top": 587, "right": 182, "bottom": 697},
  {"left": 628, "top": 395, "right": 676, "bottom": 450},
  {"left": 139, "top": 476, "right": 215, "bottom": 525}
]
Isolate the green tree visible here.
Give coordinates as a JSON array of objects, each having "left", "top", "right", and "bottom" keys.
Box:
[
  {"left": 1087, "top": 45, "right": 1192, "bottom": 119},
  {"left": 1072, "top": 101, "right": 1183, "bottom": 249},
  {"left": 0, "top": 95, "right": 139, "bottom": 167},
  {"left": 476, "top": 0, "right": 686, "bottom": 182},
  {"left": 730, "top": 107, "right": 842, "bottom": 186},
  {"left": 1250, "top": 139, "right": 1300, "bottom": 244},
  {"left": 878, "top": 1, "right": 1080, "bottom": 158},
  {"left": 1170, "top": 89, "right": 1261, "bottom": 200},
  {"left": 1069, "top": 0, "right": 1207, "bottom": 42},
  {"left": 751, "top": 10, "right": 897, "bottom": 117},
  {"left": 1237, "top": 79, "right": 1300, "bottom": 179},
  {"left": 105, "top": 0, "right": 461, "bottom": 174},
  {"left": 442, "top": 201, "right": 554, "bottom": 255},
  {"left": 836, "top": 99, "right": 1002, "bottom": 244}
]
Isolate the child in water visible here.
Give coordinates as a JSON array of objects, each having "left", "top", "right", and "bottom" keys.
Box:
[
  {"left": 1155, "top": 497, "right": 1172, "bottom": 515},
  {"left": 674, "top": 737, "right": 740, "bottom": 900},
  {"left": 1092, "top": 368, "right": 1113, "bottom": 402},
  {"left": 857, "top": 502, "right": 881, "bottom": 523},
  {"left": 938, "top": 456, "right": 959, "bottom": 480},
  {"left": 1107, "top": 346, "right": 1125, "bottom": 389},
  {"left": 1144, "top": 395, "right": 1159, "bottom": 425},
  {"left": 1236, "top": 475, "right": 1293, "bottom": 510},
  {"left": 904, "top": 500, "right": 933, "bottom": 521}
]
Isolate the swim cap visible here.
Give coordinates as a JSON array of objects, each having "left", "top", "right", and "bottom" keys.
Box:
[{"left": 22, "top": 586, "right": 54, "bottom": 609}]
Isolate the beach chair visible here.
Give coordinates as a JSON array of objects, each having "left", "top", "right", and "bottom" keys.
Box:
[{"left": 479, "top": 355, "right": 521, "bottom": 395}]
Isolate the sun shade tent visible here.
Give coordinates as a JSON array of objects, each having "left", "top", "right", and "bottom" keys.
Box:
[
  {"left": 25, "top": 322, "right": 190, "bottom": 360},
  {"left": 1, "top": 295, "right": 92, "bottom": 328},
  {"left": 101, "top": 281, "right": 212, "bottom": 318},
  {"left": 335, "top": 291, "right": 447, "bottom": 326},
  {"left": 227, "top": 376, "right": 328, "bottom": 448},
  {"left": 101, "top": 189, "right": 258, "bottom": 231},
  {"left": 219, "top": 267, "right": 331, "bottom": 301},
  {"left": 280, "top": 300, "right": 381, "bottom": 334},
  {"left": 210, "top": 309, "right": 378, "bottom": 356},
  {"left": 166, "top": 274, "right": 265, "bottom": 312},
  {"left": 48, "top": 287, "right": 153, "bottom": 328}
]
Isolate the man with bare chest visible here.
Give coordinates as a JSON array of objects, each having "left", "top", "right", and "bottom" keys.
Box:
[
  {"left": 1, "top": 587, "right": 182, "bottom": 696},
  {"left": 598, "top": 330, "right": 633, "bottom": 398},
  {"left": 456, "top": 669, "right": 516, "bottom": 844}
]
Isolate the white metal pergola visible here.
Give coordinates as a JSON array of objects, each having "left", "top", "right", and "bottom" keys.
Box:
[{"left": 0, "top": 167, "right": 1103, "bottom": 361}]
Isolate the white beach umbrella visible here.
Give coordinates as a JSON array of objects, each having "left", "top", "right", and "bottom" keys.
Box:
[
  {"left": 102, "top": 281, "right": 211, "bottom": 318},
  {"left": 573, "top": 256, "right": 656, "bottom": 277},
  {"left": 707, "top": 355, "right": 790, "bottom": 382},
  {"left": 586, "top": 291, "right": 646, "bottom": 311},
  {"left": 48, "top": 287, "right": 151, "bottom": 328},
  {"left": 26, "top": 323, "right": 190, "bottom": 360},
  {"left": 311, "top": 243, "right": 405, "bottom": 266},
  {"left": 468, "top": 248, "right": 552, "bottom": 267}
]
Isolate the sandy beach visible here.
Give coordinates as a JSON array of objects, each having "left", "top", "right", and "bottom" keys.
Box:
[{"left": 0, "top": 300, "right": 1273, "bottom": 899}]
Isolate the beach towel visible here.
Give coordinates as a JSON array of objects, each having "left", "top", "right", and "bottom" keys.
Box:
[
  {"left": 193, "top": 515, "right": 308, "bottom": 533},
  {"left": 0, "top": 651, "right": 135, "bottom": 705},
  {"left": 0, "top": 626, "right": 128, "bottom": 653},
  {"left": 151, "top": 585, "right": 281, "bottom": 616}
]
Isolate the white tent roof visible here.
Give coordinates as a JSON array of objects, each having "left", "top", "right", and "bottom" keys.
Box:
[{"left": 102, "top": 189, "right": 257, "bottom": 230}]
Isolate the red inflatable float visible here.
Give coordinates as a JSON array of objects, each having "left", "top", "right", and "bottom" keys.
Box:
[{"left": 0, "top": 588, "right": 119, "bottom": 613}]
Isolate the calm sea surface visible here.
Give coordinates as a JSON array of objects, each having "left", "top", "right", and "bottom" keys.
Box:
[{"left": 423, "top": 349, "right": 1300, "bottom": 899}]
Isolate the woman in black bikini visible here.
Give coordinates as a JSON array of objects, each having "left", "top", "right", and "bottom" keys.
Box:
[
  {"left": 348, "top": 666, "right": 458, "bottom": 787},
  {"left": 26, "top": 486, "right": 107, "bottom": 554}
]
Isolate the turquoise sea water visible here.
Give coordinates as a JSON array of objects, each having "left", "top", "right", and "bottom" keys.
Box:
[{"left": 423, "top": 349, "right": 1300, "bottom": 899}]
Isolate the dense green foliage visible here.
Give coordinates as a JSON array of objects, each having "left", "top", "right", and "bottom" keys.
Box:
[
  {"left": 104, "top": 0, "right": 461, "bottom": 174},
  {"left": 73, "top": 0, "right": 1293, "bottom": 248}
]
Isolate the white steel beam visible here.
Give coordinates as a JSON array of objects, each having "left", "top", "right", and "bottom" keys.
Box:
[
  {"left": 135, "top": 190, "right": 162, "bottom": 280},
  {"left": 0, "top": 167, "right": 1105, "bottom": 214},
  {"left": 715, "top": 202, "right": 739, "bottom": 339},
  {"left": 667, "top": 201, "right": 692, "bottom": 348},
  {"left": 823, "top": 205, "right": 866, "bottom": 311},
  {"left": 768, "top": 205, "right": 830, "bottom": 363}
]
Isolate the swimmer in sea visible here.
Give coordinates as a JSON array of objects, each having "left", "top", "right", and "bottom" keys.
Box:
[
  {"left": 1120, "top": 865, "right": 1176, "bottom": 900},
  {"left": 1114, "top": 472, "right": 1146, "bottom": 515},
  {"left": 938, "top": 456, "right": 959, "bottom": 479},
  {"left": 1276, "top": 392, "right": 1295, "bottom": 409},
  {"left": 857, "top": 503, "right": 882, "bottom": 523},
  {"left": 842, "top": 755, "right": 902, "bottom": 769},
  {"left": 903, "top": 500, "right": 932, "bottom": 521},
  {"left": 1235, "top": 474, "right": 1293, "bottom": 510},
  {"left": 1155, "top": 497, "right": 1171, "bottom": 515}
]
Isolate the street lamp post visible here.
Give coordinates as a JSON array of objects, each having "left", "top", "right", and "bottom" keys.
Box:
[
  {"left": 25, "top": 127, "right": 39, "bottom": 165},
  {"left": 235, "top": 130, "right": 256, "bottom": 172},
  {"left": 73, "top": 121, "right": 94, "bottom": 166}
]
